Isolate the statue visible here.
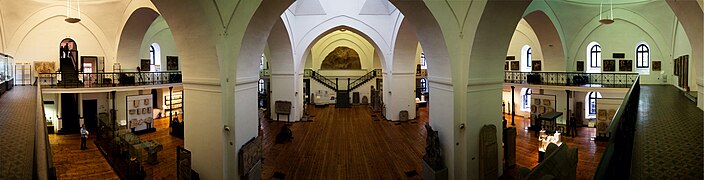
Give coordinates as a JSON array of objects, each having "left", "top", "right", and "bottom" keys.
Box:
[{"left": 423, "top": 123, "right": 445, "bottom": 170}]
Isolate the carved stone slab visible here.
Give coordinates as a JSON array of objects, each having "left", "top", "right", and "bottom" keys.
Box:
[
  {"left": 479, "top": 124, "right": 498, "bottom": 180},
  {"left": 238, "top": 137, "right": 262, "bottom": 177}
]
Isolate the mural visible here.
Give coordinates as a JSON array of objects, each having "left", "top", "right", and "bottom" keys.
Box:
[
  {"left": 34, "top": 61, "right": 56, "bottom": 74},
  {"left": 321, "top": 47, "right": 362, "bottom": 70}
]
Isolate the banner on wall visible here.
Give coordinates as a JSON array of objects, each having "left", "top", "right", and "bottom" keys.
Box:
[{"left": 126, "top": 94, "right": 154, "bottom": 132}]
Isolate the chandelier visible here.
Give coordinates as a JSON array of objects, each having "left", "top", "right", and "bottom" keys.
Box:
[
  {"left": 599, "top": 0, "right": 614, "bottom": 24},
  {"left": 65, "top": 0, "right": 81, "bottom": 23}
]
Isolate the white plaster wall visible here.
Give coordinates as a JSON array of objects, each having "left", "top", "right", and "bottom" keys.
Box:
[
  {"left": 310, "top": 30, "right": 375, "bottom": 71},
  {"left": 138, "top": 16, "right": 179, "bottom": 71},
  {"left": 507, "top": 19, "right": 544, "bottom": 71},
  {"left": 115, "top": 90, "right": 142, "bottom": 124},
  {"left": 308, "top": 76, "right": 378, "bottom": 105}
]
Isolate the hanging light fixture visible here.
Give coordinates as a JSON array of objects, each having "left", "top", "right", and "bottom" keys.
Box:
[
  {"left": 65, "top": 0, "right": 81, "bottom": 23},
  {"left": 599, "top": 0, "right": 614, "bottom": 24}
]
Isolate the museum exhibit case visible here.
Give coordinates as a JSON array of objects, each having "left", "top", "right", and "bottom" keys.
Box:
[{"left": 0, "top": 53, "right": 15, "bottom": 96}]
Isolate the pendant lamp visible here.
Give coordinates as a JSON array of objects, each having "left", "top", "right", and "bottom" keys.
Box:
[
  {"left": 599, "top": 0, "right": 614, "bottom": 24},
  {"left": 65, "top": 0, "right": 81, "bottom": 23}
]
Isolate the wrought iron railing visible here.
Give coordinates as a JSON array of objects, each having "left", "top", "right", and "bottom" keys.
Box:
[
  {"left": 504, "top": 71, "right": 639, "bottom": 88},
  {"left": 38, "top": 71, "right": 182, "bottom": 88},
  {"left": 348, "top": 70, "right": 377, "bottom": 91},
  {"left": 259, "top": 69, "right": 270, "bottom": 78},
  {"left": 593, "top": 76, "right": 640, "bottom": 179},
  {"left": 310, "top": 70, "right": 338, "bottom": 91}
]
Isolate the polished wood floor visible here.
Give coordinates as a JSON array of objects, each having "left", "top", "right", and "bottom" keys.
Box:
[
  {"left": 49, "top": 105, "right": 605, "bottom": 179},
  {"left": 503, "top": 114, "right": 606, "bottom": 180},
  {"left": 261, "top": 105, "right": 427, "bottom": 179},
  {"left": 49, "top": 115, "right": 184, "bottom": 180}
]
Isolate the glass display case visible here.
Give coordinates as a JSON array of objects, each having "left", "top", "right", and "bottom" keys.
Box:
[{"left": 0, "top": 54, "right": 7, "bottom": 82}]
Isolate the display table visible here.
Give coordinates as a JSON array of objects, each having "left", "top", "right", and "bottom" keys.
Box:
[{"left": 539, "top": 112, "right": 563, "bottom": 133}]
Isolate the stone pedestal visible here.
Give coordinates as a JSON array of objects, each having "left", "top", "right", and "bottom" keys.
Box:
[{"left": 422, "top": 160, "right": 448, "bottom": 180}]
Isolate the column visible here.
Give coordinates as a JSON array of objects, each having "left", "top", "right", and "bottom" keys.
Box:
[{"left": 511, "top": 86, "right": 515, "bottom": 125}]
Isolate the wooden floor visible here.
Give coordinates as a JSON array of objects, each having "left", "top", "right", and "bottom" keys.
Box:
[
  {"left": 49, "top": 115, "right": 184, "bottom": 180},
  {"left": 503, "top": 114, "right": 606, "bottom": 180},
  {"left": 261, "top": 105, "right": 428, "bottom": 179},
  {"left": 49, "top": 105, "right": 605, "bottom": 179}
]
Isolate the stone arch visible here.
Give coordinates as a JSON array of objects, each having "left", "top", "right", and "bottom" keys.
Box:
[
  {"left": 7, "top": 5, "right": 111, "bottom": 60},
  {"left": 523, "top": 10, "right": 566, "bottom": 71},
  {"left": 115, "top": 7, "right": 160, "bottom": 69}
]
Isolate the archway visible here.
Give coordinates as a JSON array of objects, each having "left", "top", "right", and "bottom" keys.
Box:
[
  {"left": 523, "top": 10, "right": 566, "bottom": 71},
  {"left": 115, "top": 7, "right": 159, "bottom": 70}
]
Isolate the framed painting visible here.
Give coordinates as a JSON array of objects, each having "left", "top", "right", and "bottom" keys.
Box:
[
  {"left": 504, "top": 61, "right": 509, "bottom": 70},
  {"left": 140, "top": 59, "right": 150, "bottom": 71},
  {"left": 652, "top": 61, "right": 661, "bottom": 71},
  {"left": 510, "top": 61, "right": 519, "bottom": 70},
  {"left": 603, "top": 60, "right": 616, "bottom": 72},
  {"left": 34, "top": 61, "right": 56, "bottom": 76},
  {"left": 167, "top": 56, "right": 179, "bottom": 70},
  {"left": 531, "top": 61, "right": 542, "bottom": 71},
  {"left": 619, "top": 60, "right": 632, "bottom": 71},
  {"left": 674, "top": 57, "right": 679, "bottom": 75},
  {"left": 576, "top": 61, "right": 585, "bottom": 71}
]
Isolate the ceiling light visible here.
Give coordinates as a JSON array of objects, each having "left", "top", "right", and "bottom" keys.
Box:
[
  {"left": 65, "top": 0, "right": 81, "bottom": 23},
  {"left": 599, "top": 0, "right": 614, "bottom": 24}
]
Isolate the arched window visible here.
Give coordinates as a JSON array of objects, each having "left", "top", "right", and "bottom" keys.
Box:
[
  {"left": 587, "top": 42, "right": 601, "bottom": 73},
  {"left": 420, "top": 78, "right": 427, "bottom": 93},
  {"left": 260, "top": 54, "right": 265, "bottom": 70},
  {"left": 585, "top": 92, "right": 603, "bottom": 118},
  {"left": 636, "top": 44, "right": 649, "bottom": 68},
  {"left": 526, "top": 48, "right": 532, "bottom": 67},
  {"left": 521, "top": 88, "right": 532, "bottom": 111},
  {"left": 258, "top": 79, "right": 265, "bottom": 94},
  {"left": 420, "top": 52, "right": 427, "bottom": 69},
  {"left": 521, "top": 45, "right": 532, "bottom": 72},
  {"left": 149, "top": 43, "right": 161, "bottom": 72}
]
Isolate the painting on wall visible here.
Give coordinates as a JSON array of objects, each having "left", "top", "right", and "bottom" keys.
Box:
[
  {"left": 140, "top": 59, "right": 150, "bottom": 71},
  {"left": 603, "top": 59, "right": 616, "bottom": 72},
  {"left": 321, "top": 46, "right": 362, "bottom": 70},
  {"left": 531, "top": 61, "right": 542, "bottom": 71},
  {"left": 504, "top": 61, "right": 509, "bottom": 70},
  {"left": 167, "top": 56, "right": 179, "bottom": 70},
  {"left": 619, "top": 60, "right": 632, "bottom": 71},
  {"left": 510, "top": 61, "right": 519, "bottom": 70},
  {"left": 674, "top": 57, "right": 680, "bottom": 75},
  {"left": 576, "top": 61, "right": 585, "bottom": 71},
  {"left": 652, "top": 61, "right": 661, "bottom": 71},
  {"left": 506, "top": 56, "right": 516, "bottom": 60},
  {"left": 34, "top": 61, "right": 56, "bottom": 74}
]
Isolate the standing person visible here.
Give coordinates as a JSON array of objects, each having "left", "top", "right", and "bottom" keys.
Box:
[{"left": 80, "top": 124, "right": 89, "bottom": 150}]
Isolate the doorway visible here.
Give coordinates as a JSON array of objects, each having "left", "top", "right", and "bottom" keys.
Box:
[{"left": 83, "top": 99, "right": 98, "bottom": 130}]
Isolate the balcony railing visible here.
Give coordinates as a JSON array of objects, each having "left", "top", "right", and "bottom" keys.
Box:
[
  {"left": 38, "top": 71, "right": 182, "bottom": 88},
  {"left": 504, "top": 71, "right": 639, "bottom": 88},
  {"left": 594, "top": 76, "right": 640, "bottom": 179},
  {"left": 34, "top": 84, "right": 56, "bottom": 179}
]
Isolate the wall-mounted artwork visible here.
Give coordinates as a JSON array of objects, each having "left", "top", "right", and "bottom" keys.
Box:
[
  {"left": 506, "top": 56, "right": 516, "bottom": 60},
  {"left": 167, "top": 56, "right": 179, "bottom": 70},
  {"left": 34, "top": 61, "right": 56, "bottom": 74},
  {"left": 619, "top": 60, "right": 632, "bottom": 71},
  {"left": 140, "top": 59, "right": 150, "bottom": 71},
  {"left": 321, "top": 46, "right": 361, "bottom": 70},
  {"left": 612, "top": 53, "right": 625, "bottom": 59},
  {"left": 531, "top": 61, "right": 542, "bottom": 71},
  {"left": 603, "top": 60, "right": 616, "bottom": 72},
  {"left": 652, "top": 61, "right": 661, "bottom": 71},
  {"left": 576, "top": 61, "right": 585, "bottom": 71},
  {"left": 504, "top": 61, "right": 509, "bottom": 70},
  {"left": 510, "top": 61, "right": 519, "bottom": 70}
]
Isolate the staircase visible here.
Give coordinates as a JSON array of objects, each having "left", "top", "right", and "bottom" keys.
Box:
[
  {"left": 308, "top": 69, "right": 379, "bottom": 108},
  {"left": 57, "top": 57, "right": 81, "bottom": 87}
]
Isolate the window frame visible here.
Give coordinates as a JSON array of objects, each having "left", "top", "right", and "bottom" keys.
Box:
[
  {"left": 521, "top": 88, "right": 532, "bottom": 112},
  {"left": 258, "top": 79, "right": 265, "bottom": 94},
  {"left": 590, "top": 44, "right": 601, "bottom": 68},
  {"left": 636, "top": 44, "right": 649, "bottom": 68},
  {"left": 420, "top": 52, "right": 427, "bottom": 69},
  {"left": 526, "top": 48, "right": 532, "bottom": 67}
]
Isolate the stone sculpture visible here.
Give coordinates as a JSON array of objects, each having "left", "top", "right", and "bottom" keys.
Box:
[{"left": 423, "top": 123, "right": 445, "bottom": 170}]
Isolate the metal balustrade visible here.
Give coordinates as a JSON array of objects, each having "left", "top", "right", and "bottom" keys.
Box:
[
  {"left": 38, "top": 71, "right": 182, "bottom": 88},
  {"left": 504, "top": 71, "right": 638, "bottom": 88}
]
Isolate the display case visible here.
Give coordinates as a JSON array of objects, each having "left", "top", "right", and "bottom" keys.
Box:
[{"left": 164, "top": 91, "right": 183, "bottom": 116}]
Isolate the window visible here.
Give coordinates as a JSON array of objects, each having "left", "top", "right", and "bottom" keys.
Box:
[
  {"left": 521, "top": 88, "right": 532, "bottom": 111},
  {"left": 590, "top": 44, "right": 601, "bottom": 68},
  {"left": 586, "top": 92, "right": 602, "bottom": 118},
  {"left": 420, "top": 52, "right": 427, "bottom": 69},
  {"left": 83, "top": 63, "right": 93, "bottom": 73},
  {"left": 636, "top": 44, "right": 649, "bottom": 68},
  {"left": 260, "top": 54, "right": 265, "bottom": 70},
  {"left": 149, "top": 43, "right": 161, "bottom": 72},
  {"left": 419, "top": 78, "right": 427, "bottom": 93},
  {"left": 521, "top": 45, "right": 532, "bottom": 72},
  {"left": 526, "top": 48, "right": 532, "bottom": 67},
  {"left": 258, "top": 79, "right": 265, "bottom": 94}
]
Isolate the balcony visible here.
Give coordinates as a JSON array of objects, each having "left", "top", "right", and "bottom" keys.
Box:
[
  {"left": 38, "top": 71, "right": 182, "bottom": 88},
  {"left": 504, "top": 71, "right": 639, "bottom": 88}
]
